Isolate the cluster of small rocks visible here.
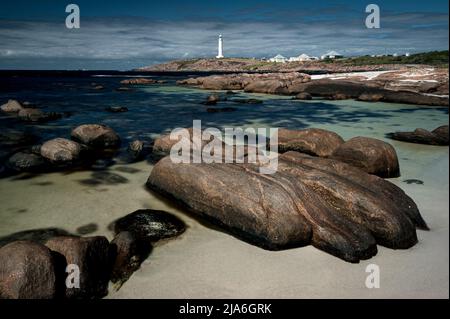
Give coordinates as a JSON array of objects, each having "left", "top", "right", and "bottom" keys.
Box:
[
  {"left": 0, "top": 209, "right": 185, "bottom": 299},
  {"left": 6, "top": 123, "right": 121, "bottom": 173},
  {"left": 1, "top": 99, "right": 65, "bottom": 122}
]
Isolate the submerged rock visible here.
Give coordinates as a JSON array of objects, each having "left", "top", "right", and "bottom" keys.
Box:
[
  {"left": 278, "top": 128, "right": 344, "bottom": 157},
  {"left": 231, "top": 98, "right": 263, "bottom": 104},
  {"left": 71, "top": 124, "right": 121, "bottom": 149},
  {"left": 331, "top": 137, "right": 400, "bottom": 178},
  {"left": 106, "top": 106, "right": 128, "bottom": 113},
  {"left": 17, "top": 108, "right": 62, "bottom": 122},
  {"left": 0, "top": 130, "right": 37, "bottom": 147},
  {"left": 387, "top": 125, "right": 449, "bottom": 146},
  {"left": 0, "top": 241, "right": 56, "bottom": 299},
  {"left": 115, "top": 87, "right": 133, "bottom": 92},
  {"left": 7, "top": 152, "right": 46, "bottom": 172},
  {"left": 112, "top": 209, "right": 185, "bottom": 242},
  {"left": 1, "top": 99, "right": 23, "bottom": 113},
  {"left": 147, "top": 152, "right": 426, "bottom": 263},
  {"left": 207, "top": 94, "right": 220, "bottom": 103},
  {"left": 127, "top": 140, "right": 146, "bottom": 160},
  {"left": 45, "top": 236, "right": 111, "bottom": 299},
  {"left": 40, "top": 138, "right": 82, "bottom": 164},
  {"left": 206, "top": 107, "right": 237, "bottom": 113},
  {"left": 295, "top": 92, "right": 312, "bottom": 100}
]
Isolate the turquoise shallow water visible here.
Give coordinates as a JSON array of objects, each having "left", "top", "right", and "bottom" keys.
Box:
[{"left": 0, "top": 75, "right": 448, "bottom": 298}]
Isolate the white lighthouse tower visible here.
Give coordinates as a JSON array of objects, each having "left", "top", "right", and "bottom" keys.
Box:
[{"left": 216, "top": 34, "right": 224, "bottom": 59}]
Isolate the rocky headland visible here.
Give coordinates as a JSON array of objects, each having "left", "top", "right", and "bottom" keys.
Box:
[
  {"left": 174, "top": 67, "right": 449, "bottom": 106},
  {"left": 138, "top": 57, "right": 405, "bottom": 73}
]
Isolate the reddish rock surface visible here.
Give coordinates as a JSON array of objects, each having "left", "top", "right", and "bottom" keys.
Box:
[
  {"left": 331, "top": 137, "right": 400, "bottom": 178},
  {"left": 278, "top": 128, "right": 344, "bottom": 157},
  {"left": 147, "top": 152, "right": 426, "bottom": 262}
]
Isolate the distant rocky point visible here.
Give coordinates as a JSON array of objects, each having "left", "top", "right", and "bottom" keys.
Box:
[{"left": 136, "top": 57, "right": 405, "bottom": 73}]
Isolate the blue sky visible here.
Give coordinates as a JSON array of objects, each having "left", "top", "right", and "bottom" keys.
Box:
[{"left": 0, "top": 0, "right": 448, "bottom": 69}]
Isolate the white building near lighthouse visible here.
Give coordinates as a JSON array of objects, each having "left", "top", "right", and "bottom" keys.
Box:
[
  {"left": 216, "top": 34, "right": 224, "bottom": 58},
  {"left": 269, "top": 54, "right": 287, "bottom": 63}
]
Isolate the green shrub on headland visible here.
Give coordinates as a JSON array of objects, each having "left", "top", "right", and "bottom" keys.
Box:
[{"left": 328, "top": 51, "right": 448, "bottom": 66}]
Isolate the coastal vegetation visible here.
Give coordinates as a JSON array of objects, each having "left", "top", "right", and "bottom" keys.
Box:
[{"left": 330, "top": 50, "right": 449, "bottom": 67}]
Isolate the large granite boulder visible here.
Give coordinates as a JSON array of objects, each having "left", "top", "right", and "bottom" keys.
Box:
[
  {"left": 244, "top": 79, "right": 289, "bottom": 94},
  {"left": 200, "top": 75, "right": 245, "bottom": 90},
  {"left": 45, "top": 236, "right": 111, "bottom": 299},
  {"left": 71, "top": 124, "right": 120, "bottom": 149},
  {"left": 147, "top": 152, "right": 426, "bottom": 262},
  {"left": 278, "top": 128, "right": 344, "bottom": 157},
  {"left": 40, "top": 138, "right": 82, "bottom": 164},
  {"left": 0, "top": 241, "right": 56, "bottom": 299},
  {"left": 331, "top": 137, "right": 400, "bottom": 178},
  {"left": 387, "top": 125, "right": 449, "bottom": 146}
]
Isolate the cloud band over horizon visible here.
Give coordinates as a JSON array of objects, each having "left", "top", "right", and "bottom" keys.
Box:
[{"left": 0, "top": 1, "right": 448, "bottom": 70}]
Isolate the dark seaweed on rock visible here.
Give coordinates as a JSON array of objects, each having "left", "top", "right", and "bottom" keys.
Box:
[{"left": 111, "top": 209, "right": 186, "bottom": 242}]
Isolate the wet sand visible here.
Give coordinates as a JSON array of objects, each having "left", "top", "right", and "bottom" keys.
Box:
[{"left": 0, "top": 97, "right": 448, "bottom": 299}]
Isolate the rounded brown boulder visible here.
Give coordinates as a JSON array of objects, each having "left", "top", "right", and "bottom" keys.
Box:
[
  {"left": 71, "top": 124, "right": 120, "bottom": 149},
  {"left": 40, "top": 138, "right": 82, "bottom": 164},
  {"left": 331, "top": 137, "right": 400, "bottom": 178},
  {"left": 45, "top": 236, "right": 111, "bottom": 299},
  {"left": 278, "top": 128, "right": 345, "bottom": 157},
  {"left": 110, "top": 231, "right": 151, "bottom": 285},
  {"left": 0, "top": 241, "right": 56, "bottom": 299}
]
